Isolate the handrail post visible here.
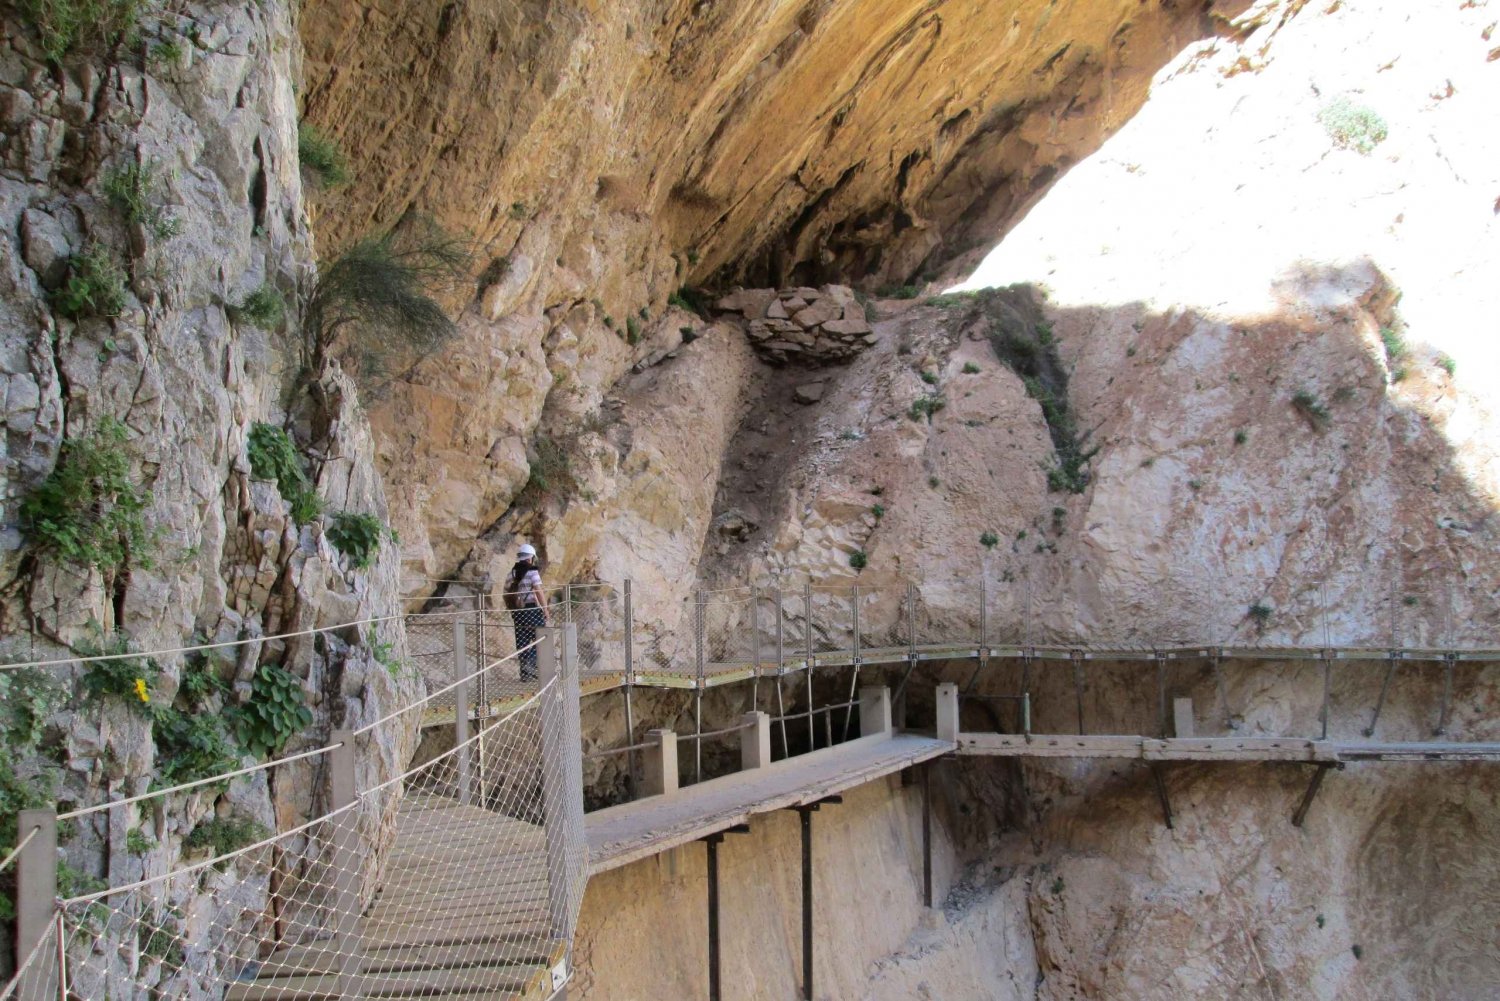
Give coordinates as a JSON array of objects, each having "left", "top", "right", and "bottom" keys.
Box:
[
  {"left": 858, "top": 687, "right": 891, "bottom": 737},
  {"left": 642, "top": 729, "right": 679, "bottom": 796},
  {"left": 695, "top": 591, "right": 707, "bottom": 687},
  {"left": 16, "top": 809, "right": 58, "bottom": 1001},
  {"left": 539, "top": 625, "right": 585, "bottom": 941},
  {"left": 454, "top": 619, "right": 470, "bottom": 806},
  {"left": 936, "top": 683, "right": 959, "bottom": 742},
  {"left": 328, "top": 729, "right": 363, "bottom": 995},
  {"left": 978, "top": 576, "right": 987, "bottom": 651},
  {"left": 774, "top": 586, "right": 788, "bottom": 758},
  {"left": 751, "top": 584, "right": 762, "bottom": 710},
  {"left": 739, "top": 711, "right": 771, "bottom": 770},
  {"left": 803, "top": 581, "right": 815, "bottom": 749}
]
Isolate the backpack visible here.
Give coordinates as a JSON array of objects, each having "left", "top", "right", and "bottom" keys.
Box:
[{"left": 501, "top": 568, "right": 525, "bottom": 611}]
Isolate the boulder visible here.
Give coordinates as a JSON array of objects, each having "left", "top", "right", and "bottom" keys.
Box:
[
  {"left": 823, "top": 316, "right": 872, "bottom": 336},
  {"left": 792, "top": 300, "right": 842, "bottom": 327},
  {"left": 794, "top": 382, "right": 826, "bottom": 405}
]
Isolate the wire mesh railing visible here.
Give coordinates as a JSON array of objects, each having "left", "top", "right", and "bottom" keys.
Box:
[{"left": 7, "top": 640, "right": 586, "bottom": 1001}]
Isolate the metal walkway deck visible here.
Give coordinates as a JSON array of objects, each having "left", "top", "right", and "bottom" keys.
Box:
[
  {"left": 230, "top": 793, "right": 562, "bottom": 1001},
  {"left": 585, "top": 732, "right": 953, "bottom": 875}
]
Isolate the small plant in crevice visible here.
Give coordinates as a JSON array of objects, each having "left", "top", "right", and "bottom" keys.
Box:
[
  {"left": 22, "top": 417, "right": 155, "bottom": 585},
  {"left": 230, "top": 663, "right": 312, "bottom": 759},
  {"left": 54, "top": 243, "right": 128, "bottom": 319},
  {"left": 508, "top": 201, "right": 528, "bottom": 220},
  {"left": 1351, "top": 944, "right": 1363, "bottom": 961},
  {"left": 907, "top": 395, "right": 945, "bottom": 423},
  {"left": 369, "top": 627, "right": 406, "bottom": 679},
  {"left": 919, "top": 370, "right": 939, "bottom": 386},
  {"left": 247, "top": 423, "right": 321, "bottom": 525},
  {"left": 1318, "top": 98, "right": 1388, "bottom": 154},
  {"left": 229, "top": 284, "right": 286, "bottom": 330},
  {"left": 961, "top": 362, "right": 981, "bottom": 374},
  {"left": 326, "top": 512, "right": 389, "bottom": 570},
  {"left": 625, "top": 316, "right": 642, "bottom": 345},
  {"left": 184, "top": 816, "right": 270, "bottom": 869},
  {"left": 1315, "top": 913, "right": 1326, "bottom": 929},
  {"left": 152, "top": 705, "right": 241, "bottom": 785},
  {"left": 1248, "top": 602, "right": 1273, "bottom": 630},
  {"left": 877, "top": 284, "right": 920, "bottom": 300},
  {"left": 871, "top": 504, "right": 886, "bottom": 521},
  {"left": 1050, "top": 876, "right": 1065, "bottom": 895},
  {"left": 125, "top": 827, "right": 154, "bottom": 855},
  {"left": 1436, "top": 353, "right": 1456, "bottom": 377},
  {"left": 979, "top": 531, "right": 999, "bottom": 549},
  {"left": 147, "top": 38, "right": 183, "bottom": 72},
  {"left": 1291, "top": 390, "right": 1331, "bottom": 430},
  {"left": 1233, "top": 429, "right": 1248, "bottom": 446},
  {"left": 76, "top": 631, "right": 160, "bottom": 713},
  {"left": 1379, "top": 326, "right": 1406, "bottom": 366},
  {"left": 927, "top": 476, "right": 940, "bottom": 489},
  {"left": 137, "top": 905, "right": 185, "bottom": 966},
  {"left": 297, "top": 123, "right": 348, "bottom": 188},
  {"left": 849, "top": 550, "right": 868, "bottom": 571},
  {"left": 102, "top": 159, "right": 180, "bottom": 242}
]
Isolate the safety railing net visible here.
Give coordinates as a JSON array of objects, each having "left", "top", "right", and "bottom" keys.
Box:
[{"left": 19, "top": 679, "right": 585, "bottom": 1001}]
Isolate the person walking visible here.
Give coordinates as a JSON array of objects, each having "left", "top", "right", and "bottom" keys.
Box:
[{"left": 504, "top": 543, "right": 550, "bottom": 681}]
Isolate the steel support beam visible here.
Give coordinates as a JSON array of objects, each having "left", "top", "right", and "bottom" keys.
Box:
[
  {"left": 788, "top": 796, "right": 842, "bottom": 1001},
  {"left": 702, "top": 824, "right": 750, "bottom": 1001},
  {"left": 1292, "top": 762, "right": 1340, "bottom": 828},
  {"left": 1149, "top": 762, "right": 1174, "bottom": 830}
]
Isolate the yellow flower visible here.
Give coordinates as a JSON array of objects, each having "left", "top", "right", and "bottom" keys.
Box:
[{"left": 134, "top": 678, "right": 150, "bottom": 703}]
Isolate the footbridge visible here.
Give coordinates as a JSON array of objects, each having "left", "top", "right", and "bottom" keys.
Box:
[{"left": 5, "top": 575, "right": 1499, "bottom": 1001}]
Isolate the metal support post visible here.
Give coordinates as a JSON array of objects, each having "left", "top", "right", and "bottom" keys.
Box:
[
  {"left": 804, "top": 581, "right": 815, "bottom": 750},
  {"left": 1155, "top": 651, "right": 1168, "bottom": 739},
  {"left": 623, "top": 580, "right": 637, "bottom": 797},
  {"left": 694, "top": 690, "right": 704, "bottom": 784},
  {"left": 1365, "top": 652, "right": 1398, "bottom": 737},
  {"left": 454, "top": 619, "right": 471, "bottom": 807},
  {"left": 564, "top": 582, "right": 574, "bottom": 626},
  {"left": 798, "top": 806, "right": 816, "bottom": 1001},
  {"left": 475, "top": 591, "right": 488, "bottom": 714},
  {"left": 1071, "top": 651, "right": 1086, "bottom": 736},
  {"left": 1435, "top": 652, "right": 1456, "bottom": 737},
  {"left": 978, "top": 577, "right": 987, "bottom": 651},
  {"left": 328, "top": 729, "right": 364, "bottom": 994},
  {"left": 694, "top": 591, "right": 706, "bottom": 687},
  {"left": 540, "top": 626, "right": 585, "bottom": 940},
  {"left": 920, "top": 765, "right": 933, "bottom": 908},
  {"left": 1210, "top": 649, "right": 1231, "bottom": 731},
  {"left": 751, "top": 584, "right": 762, "bottom": 710},
  {"left": 16, "top": 809, "right": 58, "bottom": 1001},
  {"left": 702, "top": 825, "right": 749, "bottom": 1001},
  {"left": 775, "top": 587, "right": 789, "bottom": 757},
  {"left": 1021, "top": 651, "right": 1034, "bottom": 735},
  {"left": 1149, "top": 763, "right": 1174, "bottom": 830},
  {"left": 1021, "top": 691, "right": 1032, "bottom": 736},
  {"left": 842, "top": 584, "right": 861, "bottom": 742},
  {"left": 1319, "top": 650, "right": 1332, "bottom": 741},
  {"left": 1292, "top": 763, "right": 1339, "bottom": 827}
]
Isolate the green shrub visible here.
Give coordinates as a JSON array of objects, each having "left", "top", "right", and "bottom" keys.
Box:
[
  {"left": 230, "top": 663, "right": 312, "bottom": 758},
  {"left": 230, "top": 284, "right": 286, "bottom": 329},
  {"left": 1379, "top": 326, "right": 1406, "bottom": 363},
  {"left": 137, "top": 906, "right": 184, "bottom": 966},
  {"left": 1437, "top": 353, "right": 1456, "bottom": 377},
  {"left": 685, "top": 249, "right": 700, "bottom": 266},
  {"left": 326, "top": 512, "right": 387, "bottom": 569},
  {"left": 979, "top": 531, "right": 999, "bottom": 549},
  {"left": 301, "top": 218, "right": 471, "bottom": 383},
  {"left": 927, "top": 476, "right": 940, "bottom": 489},
  {"left": 1248, "top": 602, "right": 1273, "bottom": 627},
  {"left": 927, "top": 291, "right": 977, "bottom": 308},
  {"left": 184, "top": 816, "right": 270, "bottom": 866},
  {"left": 1319, "top": 98, "right": 1388, "bottom": 154},
  {"left": 125, "top": 827, "right": 154, "bottom": 855},
  {"left": 907, "top": 395, "right": 945, "bottom": 422},
  {"left": 849, "top": 550, "right": 868, "bottom": 570},
  {"left": 871, "top": 504, "right": 885, "bottom": 520},
  {"left": 21, "top": 417, "right": 155, "bottom": 579},
  {"left": 78, "top": 642, "right": 159, "bottom": 713},
  {"left": 961, "top": 362, "right": 980, "bottom": 374},
  {"left": 18, "top": 0, "right": 149, "bottom": 62},
  {"left": 508, "top": 202, "right": 527, "bottom": 220},
  {"left": 247, "top": 423, "right": 321, "bottom": 524},
  {"left": 102, "top": 159, "right": 179, "bottom": 242},
  {"left": 1035, "top": 321, "right": 1055, "bottom": 346},
  {"left": 369, "top": 627, "right": 405, "bottom": 679},
  {"left": 920, "top": 370, "right": 938, "bottom": 386},
  {"left": 54, "top": 243, "right": 128, "bottom": 318},
  {"left": 177, "top": 655, "right": 228, "bottom": 704},
  {"left": 147, "top": 38, "right": 182, "bottom": 71},
  {"left": 626, "top": 316, "right": 642, "bottom": 345},
  {"left": 1291, "top": 390, "right": 1331, "bottom": 430},
  {"left": 152, "top": 706, "right": 242, "bottom": 784},
  {"left": 878, "top": 284, "right": 920, "bottom": 299},
  {"left": 1233, "top": 429, "right": 1248, "bottom": 446},
  {"left": 297, "top": 123, "right": 348, "bottom": 188}
]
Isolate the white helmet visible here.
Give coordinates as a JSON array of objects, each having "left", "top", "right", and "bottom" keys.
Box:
[{"left": 516, "top": 543, "right": 537, "bottom": 559}]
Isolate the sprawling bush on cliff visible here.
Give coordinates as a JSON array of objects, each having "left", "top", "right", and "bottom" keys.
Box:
[{"left": 299, "top": 216, "right": 473, "bottom": 389}]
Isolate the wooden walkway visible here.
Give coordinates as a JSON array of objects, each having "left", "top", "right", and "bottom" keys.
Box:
[
  {"left": 586, "top": 732, "right": 953, "bottom": 875},
  {"left": 229, "top": 793, "right": 561, "bottom": 1001}
]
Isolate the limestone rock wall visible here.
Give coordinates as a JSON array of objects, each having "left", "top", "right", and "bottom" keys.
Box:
[{"left": 296, "top": 0, "right": 1216, "bottom": 588}]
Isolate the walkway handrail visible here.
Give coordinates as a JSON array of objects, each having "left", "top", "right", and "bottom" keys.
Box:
[{"left": 352, "top": 637, "right": 540, "bottom": 736}]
